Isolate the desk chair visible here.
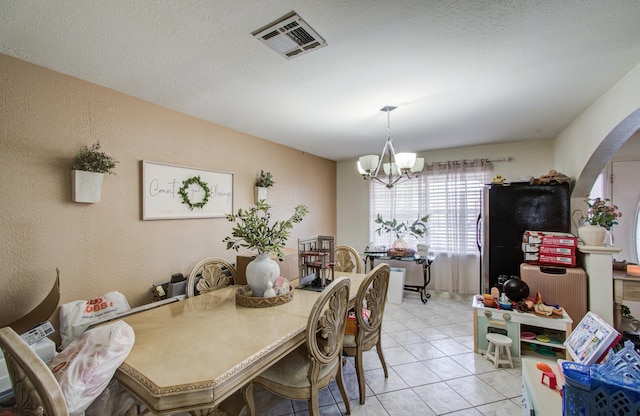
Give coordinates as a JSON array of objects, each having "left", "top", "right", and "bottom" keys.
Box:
[
  {"left": 186, "top": 257, "right": 236, "bottom": 297},
  {"left": 342, "top": 263, "right": 390, "bottom": 404},
  {"left": 243, "top": 277, "right": 352, "bottom": 416},
  {"left": 334, "top": 245, "right": 363, "bottom": 273}
]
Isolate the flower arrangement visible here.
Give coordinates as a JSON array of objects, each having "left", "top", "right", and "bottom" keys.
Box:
[
  {"left": 72, "top": 141, "right": 118, "bottom": 174},
  {"left": 256, "top": 170, "right": 275, "bottom": 188},
  {"left": 223, "top": 200, "right": 308, "bottom": 260},
  {"left": 584, "top": 197, "right": 621, "bottom": 230}
]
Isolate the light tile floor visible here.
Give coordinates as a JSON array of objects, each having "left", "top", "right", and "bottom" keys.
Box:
[{"left": 218, "top": 290, "right": 523, "bottom": 416}]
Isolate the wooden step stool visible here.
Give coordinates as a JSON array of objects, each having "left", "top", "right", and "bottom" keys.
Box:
[{"left": 485, "top": 333, "right": 513, "bottom": 368}]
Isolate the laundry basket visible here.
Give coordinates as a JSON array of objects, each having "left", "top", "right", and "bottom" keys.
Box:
[{"left": 562, "top": 340, "right": 640, "bottom": 415}]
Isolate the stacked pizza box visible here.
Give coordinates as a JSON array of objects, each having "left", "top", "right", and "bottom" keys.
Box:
[{"left": 522, "top": 230, "right": 578, "bottom": 267}]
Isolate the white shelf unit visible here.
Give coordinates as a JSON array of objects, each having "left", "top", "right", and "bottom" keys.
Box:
[{"left": 472, "top": 297, "right": 573, "bottom": 361}]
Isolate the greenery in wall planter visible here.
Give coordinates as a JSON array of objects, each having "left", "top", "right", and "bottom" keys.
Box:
[
  {"left": 71, "top": 141, "right": 119, "bottom": 203},
  {"left": 256, "top": 170, "right": 275, "bottom": 188},
  {"left": 72, "top": 141, "right": 119, "bottom": 174},
  {"left": 254, "top": 170, "right": 275, "bottom": 203}
]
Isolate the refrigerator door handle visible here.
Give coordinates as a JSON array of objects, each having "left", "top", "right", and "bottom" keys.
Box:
[{"left": 476, "top": 213, "right": 482, "bottom": 250}]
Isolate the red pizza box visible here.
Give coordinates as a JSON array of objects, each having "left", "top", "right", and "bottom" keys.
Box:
[
  {"left": 538, "top": 245, "right": 576, "bottom": 256},
  {"left": 522, "top": 230, "right": 577, "bottom": 247},
  {"left": 544, "top": 255, "right": 576, "bottom": 266},
  {"left": 522, "top": 243, "right": 576, "bottom": 255},
  {"left": 524, "top": 251, "right": 576, "bottom": 266}
]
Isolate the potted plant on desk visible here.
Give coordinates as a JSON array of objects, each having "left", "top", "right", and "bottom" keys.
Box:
[
  {"left": 223, "top": 200, "right": 308, "bottom": 296},
  {"left": 374, "top": 214, "right": 429, "bottom": 257}
]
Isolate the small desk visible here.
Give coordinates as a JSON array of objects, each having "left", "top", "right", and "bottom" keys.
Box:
[
  {"left": 364, "top": 252, "right": 433, "bottom": 303},
  {"left": 613, "top": 270, "right": 640, "bottom": 331},
  {"left": 115, "top": 271, "right": 366, "bottom": 415}
]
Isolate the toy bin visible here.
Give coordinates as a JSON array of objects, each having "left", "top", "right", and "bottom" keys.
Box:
[{"left": 562, "top": 340, "right": 640, "bottom": 415}]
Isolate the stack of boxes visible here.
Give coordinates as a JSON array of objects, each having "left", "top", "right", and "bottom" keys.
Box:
[{"left": 522, "top": 230, "right": 578, "bottom": 267}]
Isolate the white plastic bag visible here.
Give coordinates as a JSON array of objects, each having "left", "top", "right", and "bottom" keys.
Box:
[
  {"left": 49, "top": 320, "right": 135, "bottom": 416},
  {"left": 59, "top": 291, "right": 131, "bottom": 348},
  {"left": 85, "top": 379, "right": 136, "bottom": 416}
]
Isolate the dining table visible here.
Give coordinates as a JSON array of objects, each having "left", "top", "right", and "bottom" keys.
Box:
[{"left": 115, "top": 271, "right": 368, "bottom": 415}]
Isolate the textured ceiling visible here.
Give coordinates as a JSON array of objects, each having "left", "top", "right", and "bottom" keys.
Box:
[{"left": 1, "top": 1, "right": 640, "bottom": 161}]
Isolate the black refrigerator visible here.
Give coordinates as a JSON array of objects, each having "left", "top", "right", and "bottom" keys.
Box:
[{"left": 478, "top": 182, "right": 571, "bottom": 293}]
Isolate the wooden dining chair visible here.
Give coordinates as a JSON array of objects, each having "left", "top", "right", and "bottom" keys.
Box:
[
  {"left": 0, "top": 326, "right": 145, "bottom": 416},
  {"left": 334, "top": 245, "right": 363, "bottom": 273},
  {"left": 342, "top": 263, "right": 390, "bottom": 405},
  {"left": 0, "top": 326, "right": 69, "bottom": 415},
  {"left": 242, "top": 277, "right": 352, "bottom": 416},
  {"left": 186, "top": 257, "right": 237, "bottom": 297}
]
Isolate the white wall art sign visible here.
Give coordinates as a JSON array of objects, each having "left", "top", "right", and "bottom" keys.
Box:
[{"left": 142, "top": 160, "right": 233, "bottom": 220}]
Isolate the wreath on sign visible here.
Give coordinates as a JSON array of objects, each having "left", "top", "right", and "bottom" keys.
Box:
[{"left": 178, "top": 176, "right": 211, "bottom": 210}]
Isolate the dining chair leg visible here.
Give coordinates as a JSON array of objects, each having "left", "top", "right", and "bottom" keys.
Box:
[
  {"left": 242, "top": 382, "right": 256, "bottom": 416},
  {"left": 355, "top": 349, "right": 366, "bottom": 405},
  {"left": 336, "top": 358, "right": 351, "bottom": 414},
  {"left": 375, "top": 338, "right": 388, "bottom": 378},
  {"left": 309, "top": 387, "right": 320, "bottom": 416}
]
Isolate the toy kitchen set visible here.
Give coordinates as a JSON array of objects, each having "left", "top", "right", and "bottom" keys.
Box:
[{"left": 473, "top": 230, "right": 587, "bottom": 361}]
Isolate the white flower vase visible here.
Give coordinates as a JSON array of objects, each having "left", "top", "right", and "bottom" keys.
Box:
[
  {"left": 577, "top": 224, "right": 607, "bottom": 246},
  {"left": 245, "top": 253, "right": 280, "bottom": 297}
]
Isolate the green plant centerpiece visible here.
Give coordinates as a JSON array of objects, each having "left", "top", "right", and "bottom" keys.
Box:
[
  {"left": 71, "top": 141, "right": 118, "bottom": 203},
  {"left": 256, "top": 170, "right": 275, "bottom": 188},
  {"left": 72, "top": 141, "right": 118, "bottom": 174},
  {"left": 374, "top": 214, "right": 429, "bottom": 257},
  {"left": 224, "top": 200, "right": 308, "bottom": 297}
]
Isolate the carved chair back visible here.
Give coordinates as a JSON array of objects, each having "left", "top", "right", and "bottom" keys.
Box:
[
  {"left": 0, "top": 326, "right": 68, "bottom": 415},
  {"left": 186, "top": 257, "right": 237, "bottom": 298},
  {"left": 334, "top": 245, "right": 362, "bottom": 273}
]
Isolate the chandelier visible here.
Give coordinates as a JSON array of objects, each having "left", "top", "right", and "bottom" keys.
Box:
[{"left": 357, "top": 106, "right": 424, "bottom": 188}]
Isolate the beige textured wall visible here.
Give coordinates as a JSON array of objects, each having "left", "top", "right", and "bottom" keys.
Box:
[{"left": 0, "top": 54, "right": 336, "bottom": 329}]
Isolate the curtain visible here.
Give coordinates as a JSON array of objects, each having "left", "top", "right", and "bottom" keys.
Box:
[{"left": 424, "top": 159, "right": 492, "bottom": 294}]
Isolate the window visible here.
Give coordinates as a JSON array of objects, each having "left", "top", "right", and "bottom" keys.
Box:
[
  {"left": 369, "top": 161, "right": 491, "bottom": 255},
  {"left": 369, "top": 175, "right": 427, "bottom": 250}
]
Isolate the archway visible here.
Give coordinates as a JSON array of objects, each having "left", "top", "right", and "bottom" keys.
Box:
[{"left": 573, "top": 108, "right": 640, "bottom": 197}]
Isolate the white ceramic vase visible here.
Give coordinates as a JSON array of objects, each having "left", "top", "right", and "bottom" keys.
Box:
[
  {"left": 577, "top": 224, "right": 607, "bottom": 246},
  {"left": 245, "top": 253, "right": 280, "bottom": 297}
]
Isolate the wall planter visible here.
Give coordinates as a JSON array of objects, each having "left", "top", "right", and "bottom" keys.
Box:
[
  {"left": 71, "top": 141, "right": 118, "bottom": 203},
  {"left": 254, "top": 170, "right": 274, "bottom": 203},
  {"left": 71, "top": 170, "right": 104, "bottom": 203},
  {"left": 254, "top": 186, "right": 268, "bottom": 203}
]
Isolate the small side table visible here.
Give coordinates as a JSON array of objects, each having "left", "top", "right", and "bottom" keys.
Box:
[{"left": 364, "top": 252, "right": 433, "bottom": 304}]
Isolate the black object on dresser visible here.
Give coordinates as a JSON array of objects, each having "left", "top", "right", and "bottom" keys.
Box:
[{"left": 478, "top": 182, "right": 571, "bottom": 294}]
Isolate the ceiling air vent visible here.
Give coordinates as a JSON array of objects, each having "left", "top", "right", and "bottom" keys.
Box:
[{"left": 252, "top": 11, "right": 327, "bottom": 59}]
